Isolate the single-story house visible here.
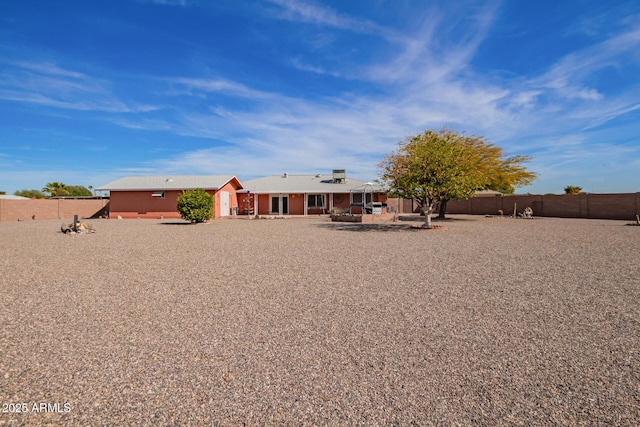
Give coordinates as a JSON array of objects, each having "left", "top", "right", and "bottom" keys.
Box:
[
  {"left": 237, "top": 170, "right": 387, "bottom": 216},
  {"left": 97, "top": 175, "right": 242, "bottom": 219}
]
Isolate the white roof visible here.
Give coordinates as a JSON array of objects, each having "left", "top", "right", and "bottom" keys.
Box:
[
  {"left": 97, "top": 175, "right": 240, "bottom": 191},
  {"left": 240, "top": 174, "right": 383, "bottom": 194},
  {"left": 0, "top": 195, "right": 29, "bottom": 200}
]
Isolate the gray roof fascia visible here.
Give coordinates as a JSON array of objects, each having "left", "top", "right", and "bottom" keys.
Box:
[{"left": 97, "top": 175, "right": 239, "bottom": 191}]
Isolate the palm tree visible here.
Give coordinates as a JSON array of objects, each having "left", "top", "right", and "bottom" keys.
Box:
[{"left": 42, "top": 182, "right": 69, "bottom": 198}]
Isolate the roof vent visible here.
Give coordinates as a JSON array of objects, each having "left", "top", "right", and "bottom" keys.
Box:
[
  {"left": 282, "top": 172, "right": 288, "bottom": 178},
  {"left": 332, "top": 169, "right": 346, "bottom": 184},
  {"left": 165, "top": 178, "right": 174, "bottom": 182},
  {"left": 315, "top": 174, "right": 321, "bottom": 178}
]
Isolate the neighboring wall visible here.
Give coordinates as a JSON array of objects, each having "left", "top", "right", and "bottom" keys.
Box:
[
  {"left": 0, "top": 199, "right": 108, "bottom": 222},
  {"left": 446, "top": 193, "right": 640, "bottom": 220},
  {"left": 386, "top": 198, "right": 415, "bottom": 214}
]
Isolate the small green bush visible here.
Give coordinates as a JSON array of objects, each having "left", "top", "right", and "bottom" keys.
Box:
[{"left": 177, "top": 188, "right": 214, "bottom": 223}]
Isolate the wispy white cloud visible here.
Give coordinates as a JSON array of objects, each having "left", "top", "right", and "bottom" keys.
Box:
[
  {"left": 363, "top": 2, "right": 498, "bottom": 85},
  {"left": 289, "top": 58, "right": 342, "bottom": 77},
  {"left": 0, "top": 60, "right": 159, "bottom": 113},
  {"left": 102, "top": 3, "right": 637, "bottom": 186},
  {"left": 14, "top": 61, "right": 87, "bottom": 79},
  {"left": 534, "top": 26, "right": 640, "bottom": 100},
  {"left": 264, "top": 0, "right": 397, "bottom": 40},
  {"left": 168, "top": 77, "right": 272, "bottom": 99}
]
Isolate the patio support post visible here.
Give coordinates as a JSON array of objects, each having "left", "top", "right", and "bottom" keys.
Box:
[{"left": 253, "top": 193, "right": 258, "bottom": 216}]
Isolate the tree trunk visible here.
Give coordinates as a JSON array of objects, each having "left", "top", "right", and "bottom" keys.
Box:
[
  {"left": 438, "top": 200, "right": 448, "bottom": 219},
  {"left": 422, "top": 200, "right": 433, "bottom": 229}
]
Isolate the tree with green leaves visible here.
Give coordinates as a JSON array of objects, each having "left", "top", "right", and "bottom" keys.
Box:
[
  {"left": 65, "top": 185, "right": 93, "bottom": 197},
  {"left": 564, "top": 185, "right": 582, "bottom": 195},
  {"left": 177, "top": 188, "right": 214, "bottom": 223},
  {"left": 42, "top": 182, "right": 69, "bottom": 198},
  {"left": 14, "top": 189, "right": 47, "bottom": 199},
  {"left": 379, "top": 128, "right": 537, "bottom": 228}
]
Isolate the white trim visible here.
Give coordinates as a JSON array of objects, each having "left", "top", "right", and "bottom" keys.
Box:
[
  {"left": 269, "top": 194, "right": 289, "bottom": 215},
  {"left": 304, "top": 193, "right": 308, "bottom": 216},
  {"left": 253, "top": 193, "right": 258, "bottom": 215},
  {"left": 219, "top": 191, "right": 230, "bottom": 216},
  {"left": 306, "top": 193, "right": 327, "bottom": 215}
]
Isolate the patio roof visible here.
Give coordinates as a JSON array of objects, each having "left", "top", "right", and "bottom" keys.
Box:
[{"left": 240, "top": 174, "right": 383, "bottom": 194}]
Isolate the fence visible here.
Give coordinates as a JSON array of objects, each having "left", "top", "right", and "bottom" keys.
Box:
[
  {"left": 0, "top": 198, "right": 109, "bottom": 222},
  {"left": 5, "top": 195, "right": 637, "bottom": 222},
  {"left": 388, "top": 193, "right": 640, "bottom": 220}
]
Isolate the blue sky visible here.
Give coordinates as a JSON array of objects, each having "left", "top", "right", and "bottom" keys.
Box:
[{"left": 1, "top": 0, "right": 639, "bottom": 195}]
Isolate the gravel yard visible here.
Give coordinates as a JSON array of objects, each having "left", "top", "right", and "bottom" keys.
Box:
[{"left": 1, "top": 215, "right": 639, "bottom": 425}]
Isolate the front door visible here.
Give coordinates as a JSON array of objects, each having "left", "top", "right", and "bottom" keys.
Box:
[
  {"left": 219, "top": 191, "right": 230, "bottom": 216},
  {"left": 270, "top": 195, "right": 289, "bottom": 215}
]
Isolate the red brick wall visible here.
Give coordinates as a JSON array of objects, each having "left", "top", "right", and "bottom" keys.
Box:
[
  {"left": 332, "top": 193, "right": 351, "bottom": 210},
  {"left": 109, "top": 186, "right": 240, "bottom": 220},
  {"left": 237, "top": 193, "right": 253, "bottom": 215},
  {"left": 109, "top": 190, "right": 183, "bottom": 218},
  {"left": 0, "top": 199, "right": 108, "bottom": 222},
  {"left": 288, "top": 194, "right": 305, "bottom": 215},
  {"left": 257, "top": 194, "right": 270, "bottom": 215}
]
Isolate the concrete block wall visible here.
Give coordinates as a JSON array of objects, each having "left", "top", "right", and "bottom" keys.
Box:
[
  {"left": 385, "top": 198, "right": 417, "bottom": 214},
  {"left": 0, "top": 199, "right": 108, "bottom": 222},
  {"left": 445, "top": 193, "right": 640, "bottom": 220}
]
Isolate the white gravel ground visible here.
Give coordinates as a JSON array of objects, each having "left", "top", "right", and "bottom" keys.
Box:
[{"left": 1, "top": 215, "right": 639, "bottom": 426}]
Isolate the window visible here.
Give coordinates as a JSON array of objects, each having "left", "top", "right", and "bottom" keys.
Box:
[
  {"left": 151, "top": 191, "right": 165, "bottom": 199},
  {"left": 308, "top": 194, "right": 325, "bottom": 208},
  {"left": 351, "top": 193, "right": 372, "bottom": 204}
]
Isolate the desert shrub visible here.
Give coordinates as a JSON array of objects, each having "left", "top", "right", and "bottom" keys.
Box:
[
  {"left": 177, "top": 188, "right": 213, "bottom": 223},
  {"left": 14, "top": 189, "right": 47, "bottom": 199},
  {"left": 564, "top": 185, "right": 582, "bottom": 195},
  {"left": 330, "top": 208, "right": 350, "bottom": 215}
]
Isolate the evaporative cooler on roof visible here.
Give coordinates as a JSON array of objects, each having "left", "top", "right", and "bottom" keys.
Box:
[{"left": 332, "top": 169, "right": 346, "bottom": 183}]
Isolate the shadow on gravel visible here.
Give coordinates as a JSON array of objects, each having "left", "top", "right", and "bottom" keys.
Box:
[
  {"left": 315, "top": 223, "right": 414, "bottom": 232},
  {"left": 158, "top": 221, "right": 192, "bottom": 225},
  {"left": 398, "top": 215, "right": 474, "bottom": 222}
]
